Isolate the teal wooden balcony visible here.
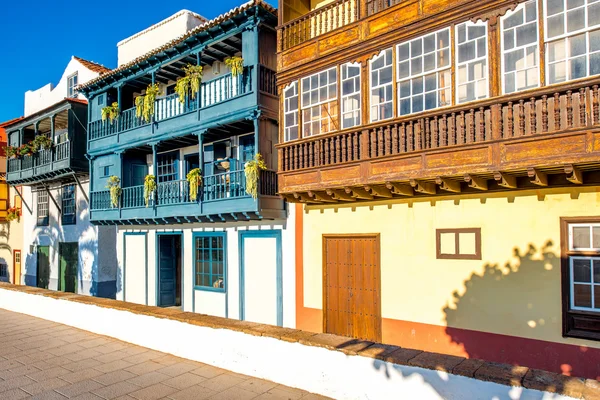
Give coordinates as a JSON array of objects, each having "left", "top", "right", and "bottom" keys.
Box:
[{"left": 89, "top": 169, "right": 284, "bottom": 224}]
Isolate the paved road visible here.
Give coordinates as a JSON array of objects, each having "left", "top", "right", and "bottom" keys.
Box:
[{"left": 0, "top": 308, "right": 330, "bottom": 400}]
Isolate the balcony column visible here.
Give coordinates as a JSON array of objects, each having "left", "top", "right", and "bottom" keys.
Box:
[
  {"left": 196, "top": 51, "right": 202, "bottom": 109},
  {"left": 150, "top": 142, "right": 158, "bottom": 210},
  {"left": 50, "top": 115, "right": 55, "bottom": 171},
  {"left": 196, "top": 130, "right": 206, "bottom": 205},
  {"left": 115, "top": 150, "right": 125, "bottom": 214}
]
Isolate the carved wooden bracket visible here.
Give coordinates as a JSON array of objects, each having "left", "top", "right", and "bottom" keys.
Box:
[
  {"left": 471, "top": 3, "right": 519, "bottom": 25},
  {"left": 435, "top": 177, "right": 461, "bottom": 193}
]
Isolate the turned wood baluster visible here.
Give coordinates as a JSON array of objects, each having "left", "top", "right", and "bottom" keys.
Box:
[
  {"left": 432, "top": 116, "right": 439, "bottom": 148},
  {"left": 529, "top": 97, "right": 536, "bottom": 134},
  {"left": 341, "top": 1, "right": 346, "bottom": 28},
  {"left": 370, "top": 129, "right": 377, "bottom": 157},
  {"left": 392, "top": 124, "right": 399, "bottom": 154},
  {"left": 377, "top": 127, "right": 384, "bottom": 156},
  {"left": 593, "top": 85, "right": 600, "bottom": 125},
  {"left": 478, "top": 107, "right": 484, "bottom": 141},
  {"left": 417, "top": 119, "right": 424, "bottom": 150},
  {"left": 294, "top": 145, "right": 298, "bottom": 170},
  {"left": 424, "top": 117, "right": 431, "bottom": 149},
  {"left": 440, "top": 115, "right": 447, "bottom": 147},
  {"left": 567, "top": 90, "right": 573, "bottom": 127},
  {"left": 506, "top": 101, "right": 513, "bottom": 137},
  {"left": 579, "top": 88, "right": 586, "bottom": 126},
  {"left": 541, "top": 95, "right": 548, "bottom": 133},
  {"left": 324, "top": 138, "right": 330, "bottom": 165},
  {"left": 408, "top": 122, "right": 414, "bottom": 151},
  {"left": 458, "top": 111, "right": 465, "bottom": 144},
  {"left": 553, "top": 93, "right": 561, "bottom": 130},
  {"left": 468, "top": 109, "right": 475, "bottom": 143},
  {"left": 299, "top": 143, "right": 304, "bottom": 169},
  {"left": 333, "top": 136, "right": 338, "bottom": 163},
  {"left": 353, "top": 132, "right": 359, "bottom": 160},
  {"left": 340, "top": 134, "right": 346, "bottom": 162},
  {"left": 401, "top": 123, "right": 407, "bottom": 152},
  {"left": 497, "top": 104, "right": 504, "bottom": 139},
  {"left": 384, "top": 126, "right": 391, "bottom": 155},
  {"left": 518, "top": 100, "right": 525, "bottom": 136},
  {"left": 450, "top": 112, "right": 456, "bottom": 145}
]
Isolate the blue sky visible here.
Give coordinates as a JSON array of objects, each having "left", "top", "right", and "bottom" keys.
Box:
[{"left": 0, "top": 0, "right": 277, "bottom": 122}]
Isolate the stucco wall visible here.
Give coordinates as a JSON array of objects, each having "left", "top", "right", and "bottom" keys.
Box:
[
  {"left": 302, "top": 187, "right": 600, "bottom": 352},
  {"left": 117, "top": 205, "right": 296, "bottom": 328}
]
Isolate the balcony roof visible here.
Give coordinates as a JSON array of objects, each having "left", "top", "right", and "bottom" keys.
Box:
[
  {"left": 77, "top": 0, "right": 277, "bottom": 94},
  {"left": 3, "top": 98, "right": 87, "bottom": 133}
]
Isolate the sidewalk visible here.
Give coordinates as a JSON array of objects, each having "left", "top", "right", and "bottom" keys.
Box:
[{"left": 0, "top": 308, "right": 330, "bottom": 400}]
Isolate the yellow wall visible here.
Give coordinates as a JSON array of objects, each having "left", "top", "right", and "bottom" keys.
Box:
[{"left": 303, "top": 187, "right": 600, "bottom": 350}]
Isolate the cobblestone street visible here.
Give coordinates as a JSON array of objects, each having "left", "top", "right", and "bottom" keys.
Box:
[{"left": 0, "top": 309, "right": 329, "bottom": 400}]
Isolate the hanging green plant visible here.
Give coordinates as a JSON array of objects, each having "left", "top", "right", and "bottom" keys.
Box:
[
  {"left": 31, "top": 135, "right": 53, "bottom": 152},
  {"left": 5, "top": 146, "right": 17, "bottom": 158},
  {"left": 142, "top": 84, "right": 161, "bottom": 123},
  {"left": 135, "top": 96, "right": 145, "bottom": 119},
  {"left": 101, "top": 102, "right": 120, "bottom": 124},
  {"left": 225, "top": 56, "right": 244, "bottom": 77},
  {"left": 174, "top": 64, "right": 203, "bottom": 105},
  {"left": 144, "top": 174, "right": 157, "bottom": 207},
  {"left": 106, "top": 175, "right": 122, "bottom": 208},
  {"left": 186, "top": 168, "right": 202, "bottom": 201},
  {"left": 6, "top": 207, "right": 21, "bottom": 223},
  {"left": 244, "top": 153, "right": 267, "bottom": 199},
  {"left": 174, "top": 76, "right": 190, "bottom": 105}
]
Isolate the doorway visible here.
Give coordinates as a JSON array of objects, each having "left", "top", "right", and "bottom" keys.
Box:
[
  {"left": 13, "top": 250, "right": 21, "bottom": 285},
  {"left": 36, "top": 246, "right": 50, "bottom": 289},
  {"left": 59, "top": 242, "right": 78, "bottom": 293},
  {"left": 323, "top": 235, "right": 382, "bottom": 342},
  {"left": 157, "top": 233, "right": 182, "bottom": 307}
]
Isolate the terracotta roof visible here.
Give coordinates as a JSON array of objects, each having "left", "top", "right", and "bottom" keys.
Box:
[
  {"left": 2, "top": 98, "right": 87, "bottom": 130},
  {"left": 0, "top": 117, "right": 24, "bottom": 129},
  {"left": 73, "top": 56, "right": 111, "bottom": 74},
  {"left": 78, "top": 0, "right": 276, "bottom": 91}
]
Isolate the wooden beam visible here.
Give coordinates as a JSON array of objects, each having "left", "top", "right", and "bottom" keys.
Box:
[
  {"left": 308, "top": 191, "right": 337, "bottom": 203},
  {"left": 326, "top": 189, "right": 356, "bottom": 202},
  {"left": 385, "top": 182, "right": 414, "bottom": 196},
  {"left": 365, "top": 185, "right": 393, "bottom": 198},
  {"left": 409, "top": 179, "right": 436, "bottom": 195},
  {"left": 527, "top": 168, "right": 548, "bottom": 186},
  {"left": 493, "top": 171, "right": 517, "bottom": 189},
  {"left": 565, "top": 164, "right": 583, "bottom": 184},
  {"left": 464, "top": 174, "right": 488, "bottom": 190},
  {"left": 345, "top": 187, "right": 373, "bottom": 200},
  {"left": 293, "top": 192, "right": 319, "bottom": 204},
  {"left": 435, "top": 177, "right": 461, "bottom": 193}
]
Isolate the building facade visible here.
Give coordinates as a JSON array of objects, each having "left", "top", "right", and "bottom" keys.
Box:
[
  {"left": 78, "top": 1, "right": 296, "bottom": 327},
  {"left": 4, "top": 56, "right": 118, "bottom": 296},
  {"left": 277, "top": 0, "right": 600, "bottom": 379}
]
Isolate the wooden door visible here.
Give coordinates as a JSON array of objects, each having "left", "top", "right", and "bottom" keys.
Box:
[
  {"left": 36, "top": 246, "right": 50, "bottom": 289},
  {"left": 59, "top": 243, "right": 78, "bottom": 293},
  {"left": 323, "top": 235, "right": 381, "bottom": 342},
  {"left": 13, "top": 250, "right": 21, "bottom": 285}
]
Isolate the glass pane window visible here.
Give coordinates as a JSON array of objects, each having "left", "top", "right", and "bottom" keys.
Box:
[
  {"left": 283, "top": 82, "right": 299, "bottom": 142},
  {"left": 61, "top": 185, "right": 76, "bottom": 225},
  {"left": 546, "top": 0, "right": 600, "bottom": 83},
  {"left": 301, "top": 67, "right": 338, "bottom": 137},
  {"left": 502, "top": 1, "right": 540, "bottom": 93},
  {"left": 370, "top": 49, "right": 394, "bottom": 122},
  {"left": 397, "top": 28, "right": 452, "bottom": 115},
  {"left": 37, "top": 190, "right": 49, "bottom": 226},
  {"left": 570, "top": 257, "right": 600, "bottom": 310},
  {"left": 341, "top": 63, "right": 362, "bottom": 129},
  {"left": 570, "top": 223, "right": 600, "bottom": 250},
  {"left": 157, "top": 151, "right": 179, "bottom": 183},
  {"left": 194, "top": 234, "right": 226, "bottom": 291},
  {"left": 67, "top": 73, "right": 78, "bottom": 98},
  {"left": 456, "top": 21, "right": 489, "bottom": 103}
]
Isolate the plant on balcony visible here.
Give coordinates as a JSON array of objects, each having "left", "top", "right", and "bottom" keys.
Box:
[
  {"left": 17, "top": 143, "right": 34, "bottom": 157},
  {"left": 174, "top": 64, "right": 203, "bottom": 105},
  {"left": 142, "top": 84, "right": 161, "bottom": 123},
  {"left": 244, "top": 153, "right": 267, "bottom": 199},
  {"left": 186, "top": 168, "right": 202, "bottom": 201},
  {"left": 5, "top": 146, "right": 17, "bottom": 158},
  {"left": 135, "top": 96, "right": 145, "bottom": 119},
  {"left": 106, "top": 176, "right": 122, "bottom": 208},
  {"left": 225, "top": 56, "right": 244, "bottom": 77},
  {"left": 31, "top": 135, "right": 53, "bottom": 152},
  {"left": 101, "top": 102, "right": 120, "bottom": 124},
  {"left": 6, "top": 207, "right": 21, "bottom": 223},
  {"left": 144, "top": 174, "right": 156, "bottom": 207}
]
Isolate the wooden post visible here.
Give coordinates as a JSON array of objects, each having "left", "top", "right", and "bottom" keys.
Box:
[
  {"left": 360, "top": 0, "right": 368, "bottom": 19},
  {"left": 50, "top": 115, "right": 55, "bottom": 171}
]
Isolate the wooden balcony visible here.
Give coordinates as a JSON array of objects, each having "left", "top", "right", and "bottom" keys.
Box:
[
  {"left": 90, "top": 169, "right": 284, "bottom": 224},
  {"left": 277, "top": 78, "right": 600, "bottom": 204}
]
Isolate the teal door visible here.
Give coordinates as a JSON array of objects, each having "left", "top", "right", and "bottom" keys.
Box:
[
  {"left": 131, "top": 164, "right": 147, "bottom": 187},
  {"left": 36, "top": 246, "right": 50, "bottom": 289},
  {"left": 158, "top": 235, "right": 180, "bottom": 307},
  {"left": 59, "top": 243, "right": 78, "bottom": 293}
]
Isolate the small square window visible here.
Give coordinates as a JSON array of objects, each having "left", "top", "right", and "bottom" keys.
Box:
[
  {"left": 102, "top": 166, "right": 111, "bottom": 177},
  {"left": 97, "top": 94, "right": 104, "bottom": 105},
  {"left": 436, "top": 228, "right": 481, "bottom": 260}
]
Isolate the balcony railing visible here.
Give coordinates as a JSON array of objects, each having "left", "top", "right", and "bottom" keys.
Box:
[
  {"left": 279, "top": 0, "right": 359, "bottom": 52},
  {"left": 365, "top": 0, "right": 402, "bottom": 16},
  {"left": 89, "top": 68, "right": 251, "bottom": 141},
  {"left": 279, "top": 81, "right": 600, "bottom": 172},
  {"left": 7, "top": 143, "right": 71, "bottom": 173},
  {"left": 90, "top": 169, "right": 278, "bottom": 212}
]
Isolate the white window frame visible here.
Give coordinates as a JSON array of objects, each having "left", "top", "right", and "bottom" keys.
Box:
[
  {"left": 544, "top": 0, "right": 600, "bottom": 84},
  {"left": 568, "top": 223, "right": 600, "bottom": 312},
  {"left": 283, "top": 81, "right": 299, "bottom": 142},
  {"left": 500, "top": 0, "right": 540, "bottom": 94},
  {"left": 300, "top": 67, "right": 338, "bottom": 137},
  {"left": 455, "top": 20, "right": 489, "bottom": 104},
  {"left": 569, "top": 223, "right": 600, "bottom": 251},
  {"left": 37, "top": 191, "right": 49, "bottom": 219},
  {"left": 341, "top": 62, "right": 362, "bottom": 129},
  {"left": 396, "top": 27, "right": 452, "bottom": 116},
  {"left": 67, "top": 73, "right": 78, "bottom": 98},
  {"left": 369, "top": 49, "right": 394, "bottom": 123}
]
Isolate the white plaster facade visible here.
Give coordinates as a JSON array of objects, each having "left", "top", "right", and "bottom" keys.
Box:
[{"left": 117, "top": 10, "right": 207, "bottom": 67}]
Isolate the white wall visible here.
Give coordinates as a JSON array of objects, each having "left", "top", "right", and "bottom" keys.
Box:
[
  {"left": 0, "top": 287, "right": 576, "bottom": 400},
  {"left": 118, "top": 205, "right": 296, "bottom": 328},
  {"left": 117, "top": 11, "right": 207, "bottom": 67},
  {"left": 24, "top": 57, "right": 101, "bottom": 117}
]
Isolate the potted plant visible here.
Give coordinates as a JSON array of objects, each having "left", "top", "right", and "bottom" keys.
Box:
[
  {"left": 244, "top": 153, "right": 267, "bottom": 199},
  {"left": 5, "top": 146, "right": 17, "bottom": 159},
  {"left": 174, "top": 64, "right": 203, "bottom": 106},
  {"left": 106, "top": 176, "right": 122, "bottom": 208},
  {"left": 6, "top": 207, "right": 21, "bottom": 223},
  {"left": 144, "top": 174, "right": 156, "bottom": 207},
  {"left": 17, "top": 143, "right": 33, "bottom": 157},
  {"left": 31, "top": 135, "right": 53, "bottom": 152},
  {"left": 101, "top": 102, "right": 120, "bottom": 124},
  {"left": 135, "top": 83, "right": 161, "bottom": 123},
  {"left": 186, "top": 168, "right": 202, "bottom": 201},
  {"left": 225, "top": 56, "right": 244, "bottom": 77}
]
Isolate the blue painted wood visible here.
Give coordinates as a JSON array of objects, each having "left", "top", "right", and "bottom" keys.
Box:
[
  {"left": 157, "top": 233, "right": 179, "bottom": 307},
  {"left": 192, "top": 231, "right": 227, "bottom": 293}
]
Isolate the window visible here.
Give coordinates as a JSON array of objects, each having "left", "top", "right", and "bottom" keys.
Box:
[
  {"left": 436, "top": 228, "right": 482, "bottom": 260},
  {"left": 194, "top": 233, "right": 226, "bottom": 291},
  {"left": 0, "top": 263, "right": 7, "bottom": 280},
  {"left": 238, "top": 135, "right": 255, "bottom": 164},
  {"left": 370, "top": 49, "right": 394, "bottom": 122},
  {"left": 545, "top": 0, "right": 600, "bottom": 84},
  {"left": 157, "top": 151, "right": 179, "bottom": 183},
  {"left": 97, "top": 94, "right": 104, "bottom": 105},
  {"left": 562, "top": 218, "right": 600, "bottom": 340},
  {"left": 283, "top": 82, "right": 299, "bottom": 142},
  {"left": 37, "top": 190, "right": 49, "bottom": 226},
  {"left": 502, "top": 1, "right": 540, "bottom": 93},
  {"left": 67, "top": 73, "right": 78, "bottom": 98},
  {"left": 341, "top": 63, "right": 362, "bottom": 128},
  {"left": 397, "top": 28, "right": 452, "bottom": 116},
  {"left": 301, "top": 67, "right": 338, "bottom": 137},
  {"left": 102, "top": 166, "right": 111, "bottom": 177},
  {"left": 456, "top": 21, "right": 489, "bottom": 103},
  {"left": 61, "top": 185, "right": 76, "bottom": 225}
]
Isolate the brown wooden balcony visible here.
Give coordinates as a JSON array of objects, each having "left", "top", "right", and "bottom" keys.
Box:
[{"left": 276, "top": 78, "right": 600, "bottom": 204}]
